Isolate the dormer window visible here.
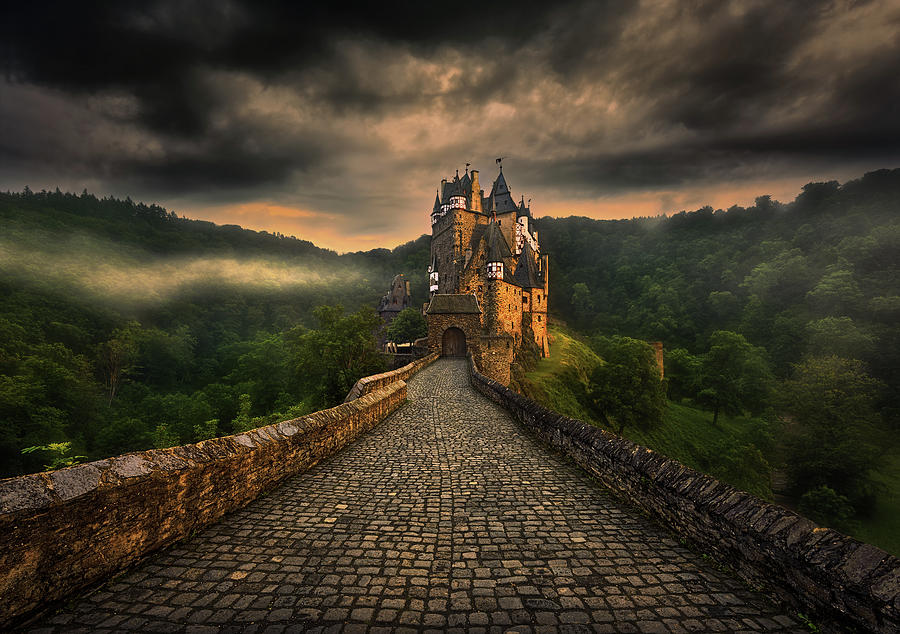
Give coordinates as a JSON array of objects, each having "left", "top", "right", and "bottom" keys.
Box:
[{"left": 487, "top": 262, "right": 503, "bottom": 279}]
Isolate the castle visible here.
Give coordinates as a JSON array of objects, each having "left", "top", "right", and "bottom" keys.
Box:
[{"left": 424, "top": 163, "right": 549, "bottom": 384}]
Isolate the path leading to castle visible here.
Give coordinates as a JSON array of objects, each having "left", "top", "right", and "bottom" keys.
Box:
[{"left": 29, "top": 359, "right": 804, "bottom": 633}]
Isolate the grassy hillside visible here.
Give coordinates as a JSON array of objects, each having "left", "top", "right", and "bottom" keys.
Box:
[
  {"left": 520, "top": 324, "right": 900, "bottom": 555},
  {"left": 522, "top": 324, "right": 774, "bottom": 497}
]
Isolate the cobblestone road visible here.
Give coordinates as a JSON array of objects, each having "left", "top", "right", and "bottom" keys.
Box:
[{"left": 28, "top": 358, "right": 804, "bottom": 633}]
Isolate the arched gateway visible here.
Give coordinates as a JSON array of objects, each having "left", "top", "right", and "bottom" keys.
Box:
[{"left": 441, "top": 327, "right": 466, "bottom": 357}]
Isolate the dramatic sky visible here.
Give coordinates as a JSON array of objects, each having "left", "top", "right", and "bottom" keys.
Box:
[{"left": 3, "top": 0, "right": 899, "bottom": 251}]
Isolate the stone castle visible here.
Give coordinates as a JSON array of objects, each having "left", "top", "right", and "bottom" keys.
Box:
[{"left": 424, "top": 164, "right": 549, "bottom": 384}]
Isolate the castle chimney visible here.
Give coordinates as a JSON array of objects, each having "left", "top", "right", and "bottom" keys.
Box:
[{"left": 471, "top": 170, "right": 482, "bottom": 213}]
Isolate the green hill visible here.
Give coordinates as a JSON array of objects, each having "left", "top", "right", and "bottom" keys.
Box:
[{"left": 519, "top": 324, "right": 899, "bottom": 555}]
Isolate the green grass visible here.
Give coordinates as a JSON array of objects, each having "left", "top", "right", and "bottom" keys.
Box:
[
  {"left": 520, "top": 326, "right": 601, "bottom": 420},
  {"left": 855, "top": 450, "right": 900, "bottom": 556},
  {"left": 522, "top": 324, "right": 900, "bottom": 556},
  {"left": 521, "top": 324, "right": 774, "bottom": 500}
]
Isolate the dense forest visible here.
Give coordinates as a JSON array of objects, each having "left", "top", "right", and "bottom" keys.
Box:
[
  {"left": 0, "top": 189, "right": 428, "bottom": 477},
  {"left": 536, "top": 168, "right": 899, "bottom": 543},
  {"left": 2, "top": 169, "right": 897, "bottom": 549}
]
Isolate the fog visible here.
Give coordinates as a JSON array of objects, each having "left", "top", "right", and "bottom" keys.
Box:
[{"left": 0, "top": 230, "right": 357, "bottom": 309}]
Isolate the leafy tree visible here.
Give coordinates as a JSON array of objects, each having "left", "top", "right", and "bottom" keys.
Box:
[
  {"left": 98, "top": 322, "right": 140, "bottom": 405},
  {"left": 806, "top": 317, "right": 875, "bottom": 359},
  {"left": 232, "top": 393, "right": 254, "bottom": 433},
  {"left": 21, "top": 442, "right": 86, "bottom": 471},
  {"left": 779, "top": 356, "right": 884, "bottom": 512},
  {"left": 798, "top": 485, "right": 859, "bottom": 533},
  {"left": 194, "top": 418, "right": 219, "bottom": 441},
  {"left": 288, "top": 305, "right": 385, "bottom": 408},
  {"left": 807, "top": 269, "right": 863, "bottom": 315},
  {"left": 385, "top": 308, "right": 427, "bottom": 343},
  {"left": 587, "top": 336, "right": 667, "bottom": 434},
  {"left": 664, "top": 347, "right": 701, "bottom": 402},
  {"left": 698, "top": 331, "right": 773, "bottom": 426}
]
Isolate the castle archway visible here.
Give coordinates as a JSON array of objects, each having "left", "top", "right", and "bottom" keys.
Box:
[{"left": 441, "top": 327, "right": 467, "bottom": 357}]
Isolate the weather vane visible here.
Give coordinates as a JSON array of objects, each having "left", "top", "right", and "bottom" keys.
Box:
[{"left": 496, "top": 157, "right": 503, "bottom": 170}]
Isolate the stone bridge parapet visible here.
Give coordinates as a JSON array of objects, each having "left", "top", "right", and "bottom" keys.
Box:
[
  {"left": 468, "top": 354, "right": 900, "bottom": 633},
  {"left": 0, "top": 365, "right": 421, "bottom": 627},
  {"left": 343, "top": 352, "right": 439, "bottom": 402}
]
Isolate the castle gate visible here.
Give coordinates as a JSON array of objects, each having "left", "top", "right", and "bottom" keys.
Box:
[{"left": 441, "top": 327, "right": 466, "bottom": 356}]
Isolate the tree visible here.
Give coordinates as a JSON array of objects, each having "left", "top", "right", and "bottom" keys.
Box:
[
  {"left": 98, "top": 322, "right": 140, "bottom": 405},
  {"left": 806, "top": 317, "right": 875, "bottom": 360},
  {"left": 385, "top": 308, "right": 427, "bottom": 343},
  {"left": 778, "top": 356, "right": 884, "bottom": 512},
  {"left": 587, "top": 336, "right": 667, "bottom": 434},
  {"left": 664, "top": 347, "right": 701, "bottom": 402},
  {"left": 287, "top": 305, "right": 386, "bottom": 408},
  {"left": 698, "top": 331, "right": 773, "bottom": 426}
]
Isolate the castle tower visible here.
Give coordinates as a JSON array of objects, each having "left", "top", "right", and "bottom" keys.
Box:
[{"left": 424, "top": 161, "right": 549, "bottom": 382}]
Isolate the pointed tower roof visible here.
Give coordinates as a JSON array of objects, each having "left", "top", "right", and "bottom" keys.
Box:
[
  {"left": 513, "top": 242, "right": 542, "bottom": 288},
  {"left": 517, "top": 195, "right": 531, "bottom": 217},
  {"left": 490, "top": 169, "right": 517, "bottom": 212},
  {"left": 433, "top": 191, "right": 441, "bottom": 213},
  {"left": 484, "top": 220, "right": 512, "bottom": 263}
]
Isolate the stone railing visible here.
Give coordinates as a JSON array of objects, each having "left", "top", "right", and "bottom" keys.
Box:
[
  {"left": 0, "top": 380, "right": 409, "bottom": 627},
  {"left": 344, "top": 352, "right": 439, "bottom": 402},
  {"left": 469, "top": 355, "right": 899, "bottom": 633}
]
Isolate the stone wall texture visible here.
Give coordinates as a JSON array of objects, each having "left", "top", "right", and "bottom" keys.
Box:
[
  {"left": 468, "top": 356, "right": 900, "bottom": 633},
  {"left": 0, "top": 380, "right": 410, "bottom": 627},
  {"left": 343, "top": 352, "right": 438, "bottom": 402}
]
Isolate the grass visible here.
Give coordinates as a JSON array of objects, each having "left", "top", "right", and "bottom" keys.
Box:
[
  {"left": 521, "top": 323, "right": 900, "bottom": 556},
  {"left": 855, "top": 449, "right": 900, "bottom": 556},
  {"left": 521, "top": 324, "right": 774, "bottom": 499}
]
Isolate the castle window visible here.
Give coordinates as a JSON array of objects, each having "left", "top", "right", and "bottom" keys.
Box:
[
  {"left": 478, "top": 285, "right": 483, "bottom": 293},
  {"left": 537, "top": 315, "right": 542, "bottom": 322},
  {"left": 487, "top": 262, "right": 503, "bottom": 279}
]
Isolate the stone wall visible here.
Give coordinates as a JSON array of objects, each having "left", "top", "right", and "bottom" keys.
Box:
[
  {"left": 468, "top": 356, "right": 899, "bottom": 633},
  {"left": 344, "top": 352, "right": 439, "bottom": 402},
  {"left": 425, "top": 313, "right": 482, "bottom": 356},
  {"left": 0, "top": 381, "right": 409, "bottom": 628},
  {"left": 476, "top": 335, "right": 514, "bottom": 386}
]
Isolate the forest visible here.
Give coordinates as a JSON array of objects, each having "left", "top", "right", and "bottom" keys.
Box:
[
  {"left": 0, "top": 189, "right": 428, "bottom": 476},
  {"left": 535, "top": 168, "right": 898, "bottom": 548},
  {"left": 1, "top": 169, "right": 897, "bottom": 551}
]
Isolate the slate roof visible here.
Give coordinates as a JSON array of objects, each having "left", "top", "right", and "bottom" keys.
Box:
[
  {"left": 517, "top": 196, "right": 531, "bottom": 217},
  {"left": 426, "top": 294, "right": 482, "bottom": 314},
  {"left": 512, "top": 242, "right": 543, "bottom": 288},
  {"left": 489, "top": 171, "right": 518, "bottom": 213},
  {"left": 484, "top": 221, "right": 512, "bottom": 263}
]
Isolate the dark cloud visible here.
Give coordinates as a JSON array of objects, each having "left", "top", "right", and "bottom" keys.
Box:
[{"left": 1, "top": 0, "right": 899, "bottom": 248}]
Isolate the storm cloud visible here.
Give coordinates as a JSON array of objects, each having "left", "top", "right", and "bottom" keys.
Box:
[{"left": 2, "top": 0, "right": 899, "bottom": 250}]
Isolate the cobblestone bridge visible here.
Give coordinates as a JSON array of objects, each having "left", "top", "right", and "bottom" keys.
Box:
[{"left": 29, "top": 359, "right": 804, "bottom": 633}]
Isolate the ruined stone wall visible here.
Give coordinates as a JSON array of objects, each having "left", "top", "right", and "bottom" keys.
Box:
[
  {"left": 0, "top": 382, "right": 409, "bottom": 628},
  {"left": 343, "top": 352, "right": 439, "bottom": 402},
  {"left": 468, "top": 357, "right": 899, "bottom": 633}
]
